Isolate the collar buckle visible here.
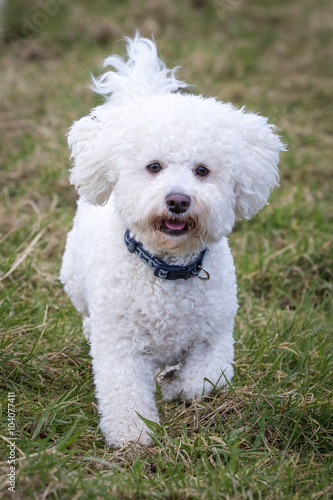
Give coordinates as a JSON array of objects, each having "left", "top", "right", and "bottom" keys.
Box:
[{"left": 155, "top": 266, "right": 192, "bottom": 280}]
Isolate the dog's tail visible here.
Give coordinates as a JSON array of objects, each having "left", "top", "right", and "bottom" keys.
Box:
[{"left": 91, "top": 33, "right": 189, "bottom": 103}]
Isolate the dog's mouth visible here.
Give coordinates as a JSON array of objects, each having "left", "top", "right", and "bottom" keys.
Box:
[{"left": 156, "top": 217, "right": 196, "bottom": 237}]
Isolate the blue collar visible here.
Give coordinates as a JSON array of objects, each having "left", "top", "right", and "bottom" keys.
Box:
[{"left": 124, "top": 229, "right": 210, "bottom": 281}]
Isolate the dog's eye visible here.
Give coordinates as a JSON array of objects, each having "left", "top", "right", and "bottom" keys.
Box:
[
  {"left": 147, "top": 162, "right": 162, "bottom": 174},
  {"left": 194, "top": 165, "right": 210, "bottom": 177}
]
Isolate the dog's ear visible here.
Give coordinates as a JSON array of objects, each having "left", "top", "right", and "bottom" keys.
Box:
[
  {"left": 67, "top": 115, "right": 117, "bottom": 205},
  {"left": 233, "top": 114, "right": 286, "bottom": 219}
]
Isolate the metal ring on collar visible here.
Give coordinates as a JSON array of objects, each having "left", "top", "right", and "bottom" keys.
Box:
[{"left": 196, "top": 265, "right": 210, "bottom": 281}]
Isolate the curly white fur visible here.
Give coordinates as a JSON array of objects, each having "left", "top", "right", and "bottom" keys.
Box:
[
  {"left": 61, "top": 35, "right": 285, "bottom": 447},
  {"left": 92, "top": 34, "right": 188, "bottom": 103}
]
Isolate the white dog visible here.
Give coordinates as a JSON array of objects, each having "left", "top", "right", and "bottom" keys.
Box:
[{"left": 61, "top": 35, "right": 285, "bottom": 447}]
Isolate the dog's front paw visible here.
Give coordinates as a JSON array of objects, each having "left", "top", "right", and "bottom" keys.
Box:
[
  {"left": 105, "top": 430, "right": 154, "bottom": 448},
  {"left": 159, "top": 366, "right": 232, "bottom": 403},
  {"left": 159, "top": 369, "right": 203, "bottom": 402},
  {"left": 159, "top": 369, "right": 182, "bottom": 401},
  {"left": 100, "top": 415, "right": 157, "bottom": 448}
]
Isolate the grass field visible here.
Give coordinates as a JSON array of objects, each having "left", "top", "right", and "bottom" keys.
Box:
[{"left": 0, "top": 0, "right": 332, "bottom": 498}]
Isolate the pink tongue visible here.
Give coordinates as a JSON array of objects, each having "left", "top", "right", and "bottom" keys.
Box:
[{"left": 165, "top": 220, "right": 186, "bottom": 230}]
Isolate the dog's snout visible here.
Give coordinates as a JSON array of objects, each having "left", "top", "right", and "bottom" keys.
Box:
[{"left": 165, "top": 193, "right": 191, "bottom": 214}]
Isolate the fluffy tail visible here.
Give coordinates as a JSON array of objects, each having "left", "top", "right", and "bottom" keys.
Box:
[{"left": 91, "top": 34, "right": 188, "bottom": 103}]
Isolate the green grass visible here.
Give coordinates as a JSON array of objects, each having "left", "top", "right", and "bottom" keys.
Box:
[{"left": 0, "top": 0, "right": 332, "bottom": 498}]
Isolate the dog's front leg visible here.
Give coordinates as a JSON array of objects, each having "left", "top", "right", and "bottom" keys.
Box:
[
  {"left": 160, "top": 336, "right": 234, "bottom": 402},
  {"left": 90, "top": 334, "right": 159, "bottom": 447}
]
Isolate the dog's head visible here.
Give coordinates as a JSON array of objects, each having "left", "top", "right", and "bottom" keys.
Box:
[{"left": 68, "top": 35, "right": 286, "bottom": 254}]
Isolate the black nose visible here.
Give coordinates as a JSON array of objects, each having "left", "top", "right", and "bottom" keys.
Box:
[{"left": 165, "top": 193, "right": 191, "bottom": 214}]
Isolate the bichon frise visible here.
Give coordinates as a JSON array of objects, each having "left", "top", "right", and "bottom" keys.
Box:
[{"left": 61, "top": 35, "right": 285, "bottom": 447}]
